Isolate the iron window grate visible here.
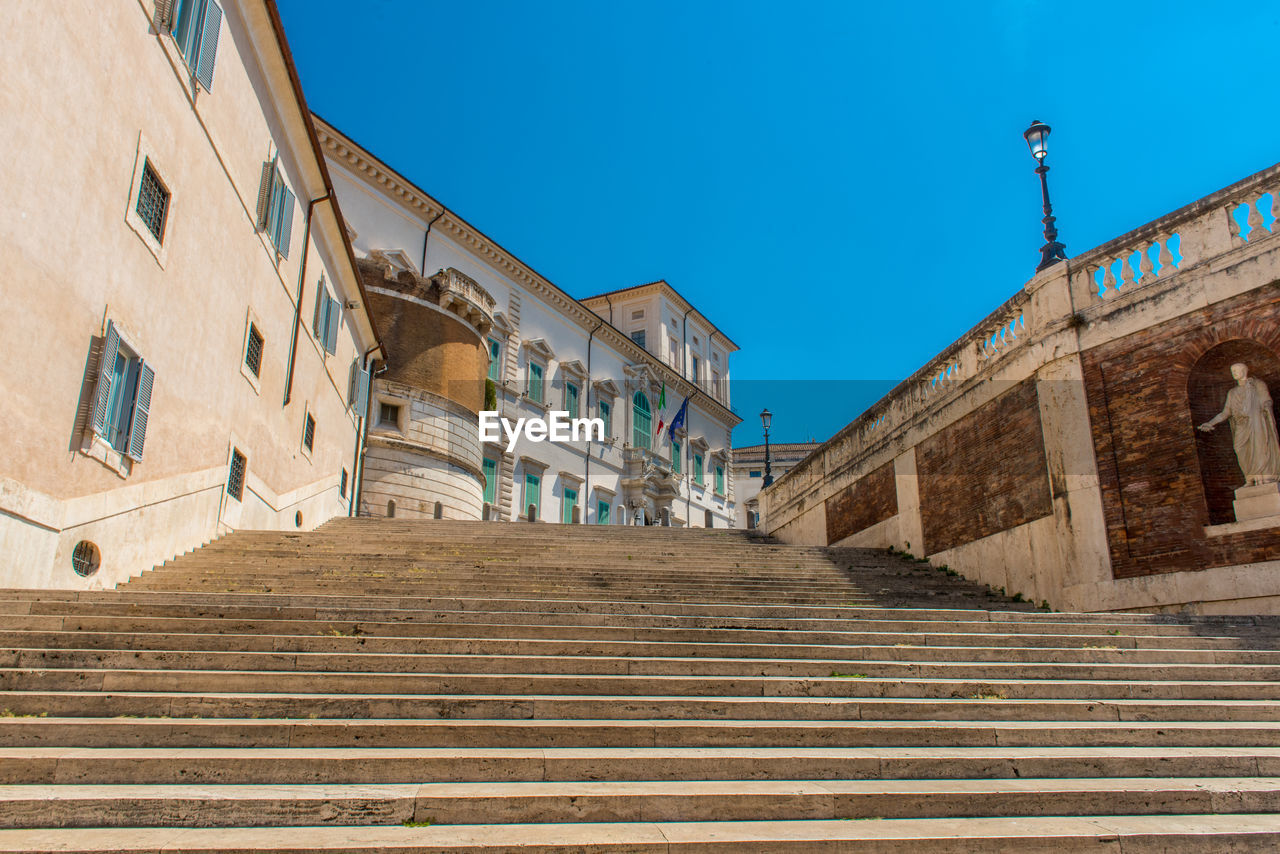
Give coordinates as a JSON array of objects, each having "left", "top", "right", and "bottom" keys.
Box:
[
  {"left": 228, "top": 449, "right": 246, "bottom": 501},
  {"left": 340, "top": 468, "right": 348, "bottom": 498},
  {"left": 71, "top": 541, "right": 101, "bottom": 577},
  {"left": 303, "top": 414, "right": 316, "bottom": 451},
  {"left": 244, "top": 323, "right": 264, "bottom": 377},
  {"left": 136, "top": 160, "right": 169, "bottom": 243}
]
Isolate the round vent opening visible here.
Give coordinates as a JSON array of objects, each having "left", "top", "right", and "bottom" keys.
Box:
[{"left": 71, "top": 541, "right": 101, "bottom": 577}]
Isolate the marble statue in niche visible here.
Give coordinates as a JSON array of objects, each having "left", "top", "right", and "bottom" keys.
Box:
[{"left": 1197, "top": 362, "right": 1280, "bottom": 486}]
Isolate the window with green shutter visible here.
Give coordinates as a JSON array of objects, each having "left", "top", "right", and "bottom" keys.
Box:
[
  {"left": 523, "top": 473, "right": 541, "bottom": 519},
  {"left": 671, "top": 440, "right": 681, "bottom": 474},
  {"left": 715, "top": 465, "right": 725, "bottom": 494},
  {"left": 565, "top": 382, "right": 579, "bottom": 418},
  {"left": 597, "top": 500, "right": 610, "bottom": 525},
  {"left": 562, "top": 487, "right": 577, "bottom": 524},
  {"left": 694, "top": 453, "right": 703, "bottom": 484},
  {"left": 483, "top": 458, "right": 497, "bottom": 505},
  {"left": 257, "top": 158, "right": 295, "bottom": 258},
  {"left": 311, "top": 278, "right": 340, "bottom": 355},
  {"left": 528, "top": 363, "right": 544, "bottom": 404},
  {"left": 598, "top": 399, "right": 611, "bottom": 437},
  {"left": 632, "top": 391, "right": 651, "bottom": 448},
  {"left": 487, "top": 339, "right": 501, "bottom": 382},
  {"left": 89, "top": 320, "right": 155, "bottom": 462},
  {"left": 169, "top": 0, "right": 223, "bottom": 90}
]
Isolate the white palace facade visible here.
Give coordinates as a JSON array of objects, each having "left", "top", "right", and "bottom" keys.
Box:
[{"left": 316, "top": 120, "right": 742, "bottom": 527}]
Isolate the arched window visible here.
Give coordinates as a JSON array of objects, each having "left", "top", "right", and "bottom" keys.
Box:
[{"left": 632, "top": 391, "right": 651, "bottom": 448}]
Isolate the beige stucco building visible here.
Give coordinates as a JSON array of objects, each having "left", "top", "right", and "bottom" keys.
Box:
[
  {"left": 0, "top": 0, "right": 381, "bottom": 588},
  {"left": 732, "top": 442, "right": 821, "bottom": 528}
]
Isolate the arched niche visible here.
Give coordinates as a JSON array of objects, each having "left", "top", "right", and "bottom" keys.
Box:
[{"left": 1188, "top": 339, "right": 1280, "bottom": 524}]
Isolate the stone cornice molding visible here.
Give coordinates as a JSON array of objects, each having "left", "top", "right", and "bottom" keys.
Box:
[
  {"left": 581, "top": 281, "right": 740, "bottom": 353},
  {"left": 314, "top": 117, "right": 740, "bottom": 427},
  {"left": 523, "top": 338, "right": 556, "bottom": 362}
]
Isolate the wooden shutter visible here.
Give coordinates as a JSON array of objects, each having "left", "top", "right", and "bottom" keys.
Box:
[
  {"left": 277, "top": 186, "right": 295, "bottom": 258},
  {"left": 154, "top": 0, "right": 175, "bottom": 29},
  {"left": 126, "top": 363, "right": 156, "bottom": 461},
  {"left": 347, "top": 359, "right": 360, "bottom": 406},
  {"left": 357, "top": 367, "right": 370, "bottom": 415},
  {"left": 312, "top": 282, "right": 326, "bottom": 337},
  {"left": 324, "top": 297, "right": 340, "bottom": 354},
  {"left": 90, "top": 321, "right": 121, "bottom": 437},
  {"left": 194, "top": 0, "right": 222, "bottom": 90},
  {"left": 256, "top": 160, "right": 275, "bottom": 230}
]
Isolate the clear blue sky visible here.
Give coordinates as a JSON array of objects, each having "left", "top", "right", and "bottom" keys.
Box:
[{"left": 278, "top": 1, "right": 1280, "bottom": 444}]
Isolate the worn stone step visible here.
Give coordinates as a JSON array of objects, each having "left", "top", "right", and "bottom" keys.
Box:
[
  {"left": 5, "top": 745, "right": 1280, "bottom": 785},
  {"left": 10, "top": 648, "right": 1280, "bottom": 682},
  {"left": 1, "top": 718, "right": 1278, "bottom": 749},
  {"left": 3, "top": 777, "right": 1280, "bottom": 828},
  {"left": 4, "top": 631, "right": 1277, "bottom": 665},
  {"left": 6, "top": 691, "right": 1277, "bottom": 722}
]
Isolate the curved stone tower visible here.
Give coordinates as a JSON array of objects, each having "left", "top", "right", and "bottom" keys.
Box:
[{"left": 358, "top": 252, "right": 493, "bottom": 519}]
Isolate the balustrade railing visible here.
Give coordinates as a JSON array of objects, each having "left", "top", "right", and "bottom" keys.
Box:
[{"left": 769, "top": 160, "right": 1280, "bottom": 505}]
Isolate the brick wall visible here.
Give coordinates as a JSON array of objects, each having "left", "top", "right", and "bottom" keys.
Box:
[
  {"left": 917, "top": 380, "right": 1052, "bottom": 554},
  {"left": 1082, "top": 286, "right": 1280, "bottom": 578},
  {"left": 825, "top": 460, "right": 896, "bottom": 544}
]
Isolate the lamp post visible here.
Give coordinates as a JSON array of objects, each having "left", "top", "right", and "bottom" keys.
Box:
[
  {"left": 761, "top": 408, "right": 773, "bottom": 487},
  {"left": 1023, "top": 120, "right": 1067, "bottom": 272}
]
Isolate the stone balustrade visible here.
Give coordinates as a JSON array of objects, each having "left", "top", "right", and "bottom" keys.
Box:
[{"left": 764, "top": 158, "right": 1280, "bottom": 613}]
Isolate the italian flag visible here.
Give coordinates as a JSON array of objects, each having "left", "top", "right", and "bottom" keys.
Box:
[{"left": 655, "top": 381, "right": 667, "bottom": 439}]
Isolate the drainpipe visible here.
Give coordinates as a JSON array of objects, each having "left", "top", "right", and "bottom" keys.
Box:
[
  {"left": 603, "top": 294, "right": 614, "bottom": 325},
  {"left": 351, "top": 354, "right": 388, "bottom": 516},
  {"left": 421, "top": 208, "right": 445, "bottom": 277},
  {"left": 283, "top": 193, "right": 330, "bottom": 407},
  {"left": 680, "top": 306, "right": 695, "bottom": 525},
  {"left": 584, "top": 317, "right": 603, "bottom": 522}
]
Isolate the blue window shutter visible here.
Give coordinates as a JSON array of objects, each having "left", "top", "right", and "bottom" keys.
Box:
[
  {"left": 126, "top": 362, "right": 155, "bottom": 461},
  {"left": 90, "top": 321, "right": 121, "bottom": 437},
  {"left": 313, "top": 283, "right": 326, "bottom": 338},
  {"left": 325, "top": 297, "right": 340, "bottom": 354},
  {"left": 277, "top": 185, "right": 295, "bottom": 258},
  {"left": 256, "top": 160, "right": 274, "bottom": 230},
  {"left": 347, "top": 359, "right": 359, "bottom": 406},
  {"left": 357, "top": 367, "right": 370, "bottom": 414},
  {"left": 194, "top": 0, "right": 221, "bottom": 90}
]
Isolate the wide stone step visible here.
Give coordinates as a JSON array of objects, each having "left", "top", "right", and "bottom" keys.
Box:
[
  {"left": 6, "top": 668, "right": 1279, "bottom": 700},
  {"left": 5, "top": 746, "right": 1280, "bottom": 785},
  {"left": 4, "top": 630, "right": 1277, "bottom": 664},
  {"left": 10, "top": 648, "right": 1280, "bottom": 681},
  {"left": 1, "top": 718, "right": 1277, "bottom": 749},
  {"left": 6, "top": 691, "right": 1276, "bottom": 722},
  {"left": 3, "top": 777, "right": 1280, "bottom": 828}
]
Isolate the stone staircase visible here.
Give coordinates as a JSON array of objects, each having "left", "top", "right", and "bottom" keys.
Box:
[{"left": 2, "top": 518, "right": 1280, "bottom": 851}]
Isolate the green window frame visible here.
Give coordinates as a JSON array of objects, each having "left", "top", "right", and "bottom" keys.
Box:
[
  {"left": 487, "top": 339, "right": 501, "bottom": 382},
  {"left": 598, "top": 399, "right": 611, "bottom": 436},
  {"left": 565, "top": 382, "right": 579, "bottom": 418},
  {"left": 528, "top": 362, "right": 544, "bottom": 404},
  {"left": 671, "top": 439, "right": 681, "bottom": 474},
  {"left": 482, "top": 458, "right": 497, "bottom": 505},
  {"left": 597, "top": 500, "right": 610, "bottom": 525},
  {"left": 523, "top": 473, "right": 541, "bottom": 518},
  {"left": 715, "top": 465, "right": 725, "bottom": 494},
  {"left": 563, "top": 486, "right": 577, "bottom": 524},
  {"left": 693, "top": 453, "right": 704, "bottom": 484},
  {"left": 632, "top": 391, "right": 651, "bottom": 448}
]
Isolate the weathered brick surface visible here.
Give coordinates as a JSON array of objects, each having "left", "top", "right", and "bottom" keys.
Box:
[
  {"left": 1082, "top": 286, "right": 1280, "bottom": 578},
  {"left": 360, "top": 264, "right": 486, "bottom": 414},
  {"left": 825, "top": 460, "right": 896, "bottom": 544},
  {"left": 917, "top": 380, "right": 1052, "bottom": 555}
]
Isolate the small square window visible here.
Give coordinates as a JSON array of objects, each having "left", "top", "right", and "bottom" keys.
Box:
[
  {"left": 303, "top": 413, "right": 316, "bottom": 452},
  {"left": 244, "top": 323, "right": 264, "bottom": 377},
  {"left": 135, "top": 160, "right": 169, "bottom": 243},
  {"left": 379, "top": 402, "right": 400, "bottom": 427},
  {"left": 340, "top": 468, "right": 348, "bottom": 498},
  {"left": 749, "top": 470, "right": 762, "bottom": 478},
  {"left": 228, "top": 449, "right": 246, "bottom": 501},
  {"left": 630, "top": 330, "right": 646, "bottom": 349}
]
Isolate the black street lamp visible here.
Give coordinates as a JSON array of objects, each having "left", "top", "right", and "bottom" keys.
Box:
[
  {"left": 761, "top": 408, "right": 773, "bottom": 487},
  {"left": 1023, "top": 120, "right": 1067, "bottom": 272}
]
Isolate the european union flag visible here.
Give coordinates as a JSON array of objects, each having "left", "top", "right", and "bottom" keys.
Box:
[{"left": 667, "top": 396, "right": 689, "bottom": 442}]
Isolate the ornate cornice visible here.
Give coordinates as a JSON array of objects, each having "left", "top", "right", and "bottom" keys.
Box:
[{"left": 314, "top": 117, "right": 740, "bottom": 428}]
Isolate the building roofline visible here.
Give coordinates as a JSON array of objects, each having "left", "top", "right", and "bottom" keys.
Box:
[
  {"left": 260, "top": 0, "right": 383, "bottom": 359},
  {"left": 310, "top": 114, "right": 741, "bottom": 427},
  {"left": 581, "top": 281, "right": 740, "bottom": 351}
]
